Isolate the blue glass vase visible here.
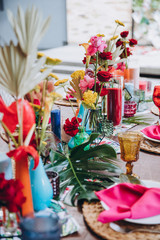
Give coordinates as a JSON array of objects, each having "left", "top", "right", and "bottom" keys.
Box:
[{"left": 29, "top": 157, "right": 53, "bottom": 212}]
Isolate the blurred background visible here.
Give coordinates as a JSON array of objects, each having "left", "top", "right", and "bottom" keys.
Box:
[
  {"left": 1, "top": 0, "right": 160, "bottom": 49},
  {"left": 0, "top": 0, "right": 160, "bottom": 94}
]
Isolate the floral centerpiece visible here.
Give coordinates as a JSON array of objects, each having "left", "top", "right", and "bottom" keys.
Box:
[
  {"left": 60, "top": 20, "right": 137, "bottom": 134},
  {"left": 0, "top": 6, "right": 61, "bottom": 217}
]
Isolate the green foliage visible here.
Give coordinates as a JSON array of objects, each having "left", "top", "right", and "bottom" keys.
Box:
[
  {"left": 122, "top": 115, "right": 153, "bottom": 125},
  {"left": 45, "top": 133, "right": 122, "bottom": 206}
]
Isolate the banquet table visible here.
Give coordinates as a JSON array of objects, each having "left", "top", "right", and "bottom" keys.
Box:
[{"left": 0, "top": 104, "right": 160, "bottom": 240}]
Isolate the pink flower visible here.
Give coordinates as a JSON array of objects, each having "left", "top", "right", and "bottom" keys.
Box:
[
  {"left": 85, "top": 69, "right": 95, "bottom": 78},
  {"left": 86, "top": 36, "right": 107, "bottom": 56},
  {"left": 79, "top": 75, "right": 95, "bottom": 93},
  {"left": 116, "top": 62, "right": 126, "bottom": 71}
]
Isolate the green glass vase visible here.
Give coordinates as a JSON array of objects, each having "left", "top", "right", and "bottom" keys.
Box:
[{"left": 74, "top": 127, "right": 89, "bottom": 150}]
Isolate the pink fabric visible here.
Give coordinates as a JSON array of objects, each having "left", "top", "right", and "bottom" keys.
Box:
[
  {"left": 141, "top": 125, "right": 160, "bottom": 140},
  {"left": 95, "top": 183, "right": 160, "bottom": 223}
]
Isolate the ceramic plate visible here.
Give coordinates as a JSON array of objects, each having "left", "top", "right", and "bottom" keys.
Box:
[
  {"left": 101, "top": 180, "right": 160, "bottom": 225},
  {"left": 141, "top": 131, "right": 160, "bottom": 143}
]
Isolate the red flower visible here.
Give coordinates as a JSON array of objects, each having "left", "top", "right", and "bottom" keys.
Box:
[
  {"left": 120, "top": 47, "right": 132, "bottom": 58},
  {"left": 0, "top": 98, "right": 35, "bottom": 138},
  {"left": 129, "top": 38, "right": 138, "bottom": 46},
  {"left": 99, "top": 52, "right": 112, "bottom": 60},
  {"left": 7, "top": 145, "right": 39, "bottom": 170},
  {"left": 95, "top": 83, "right": 108, "bottom": 96},
  {"left": 82, "top": 57, "right": 86, "bottom": 64},
  {"left": 116, "top": 40, "right": 123, "bottom": 48},
  {"left": 120, "top": 31, "right": 129, "bottom": 38},
  {"left": 0, "top": 173, "right": 26, "bottom": 213},
  {"left": 97, "top": 71, "right": 113, "bottom": 82},
  {"left": 63, "top": 117, "right": 82, "bottom": 137}
]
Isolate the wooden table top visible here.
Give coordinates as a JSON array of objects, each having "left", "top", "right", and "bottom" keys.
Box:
[{"left": 0, "top": 109, "right": 160, "bottom": 240}]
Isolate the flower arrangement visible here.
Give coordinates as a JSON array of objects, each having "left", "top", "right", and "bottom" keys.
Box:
[
  {"left": 59, "top": 20, "right": 138, "bottom": 135},
  {"left": 69, "top": 20, "right": 137, "bottom": 106},
  {"left": 0, "top": 6, "right": 61, "bottom": 216}
]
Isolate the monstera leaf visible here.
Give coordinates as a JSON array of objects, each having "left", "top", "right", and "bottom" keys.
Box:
[{"left": 45, "top": 133, "right": 122, "bottom": 206}]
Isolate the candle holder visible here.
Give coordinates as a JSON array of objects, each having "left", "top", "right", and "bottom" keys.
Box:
[
  {"left": 124, "top": 101, "right": 137, "bottom": 118},
  {"left": 20, "top": 214, "right": 61, "bottom": 240},
  {"left": 46, "top": 171, "right": 60, "bottom": 198}
]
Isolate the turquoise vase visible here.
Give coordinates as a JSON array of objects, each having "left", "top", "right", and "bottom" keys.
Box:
[
  {"left": 78, "top": 104, "right": 91, "bottom": 135},
  {"left": 29, "top": 157, "right": 53, "bottom": 212}
]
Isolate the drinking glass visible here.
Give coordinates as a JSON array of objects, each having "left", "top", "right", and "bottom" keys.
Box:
[
  {"left": 124, "top": 101, "right": 137, "bottom": 118},
  {"left": 153, "top": 86, "right": 160, "bottom": 124},
  {"left": 118, "top": 131, "right": 142, "bottom": 175},
  {"left": 20, "top": 214, "right": 61, "bottom": 240},
  {"left": 107, "top": 75, "right": 123, "bottom": 126}
]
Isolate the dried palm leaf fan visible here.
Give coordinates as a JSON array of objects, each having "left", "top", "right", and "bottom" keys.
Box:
[{"left": 0, "top": 6, "right": 52, "bottom": 98}]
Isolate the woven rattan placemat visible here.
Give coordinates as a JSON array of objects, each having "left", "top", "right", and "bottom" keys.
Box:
[
  {"left": 140, "top": 137, "right": 160, "bottom": 154},
  {"left": 82, "top": 201, "right": 160, "bottom": 240}
]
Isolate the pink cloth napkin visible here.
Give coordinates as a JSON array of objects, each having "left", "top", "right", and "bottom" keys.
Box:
[
  {"left": 95, "top": 183, "right": 160, "bottom": 223},
  {"left": 141, "top": 125, "right": 160, "bottom": 140}
]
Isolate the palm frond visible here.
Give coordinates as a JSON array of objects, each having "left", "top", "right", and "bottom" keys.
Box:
[
  {"left": 7, "top": 6, "right": 51, "bottom": 55},
  {"left": 0, "top": 43, "right": 52, "bottom": 97}
]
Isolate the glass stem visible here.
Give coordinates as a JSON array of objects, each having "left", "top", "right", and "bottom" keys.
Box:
[{"left": 126, "top": 162, "right": 133, "bottom": 175}]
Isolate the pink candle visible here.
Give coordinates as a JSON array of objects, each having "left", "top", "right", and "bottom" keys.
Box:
[
  {"left": 139, "top": 81, "right": 147, "bottom": 91},
  {"left": 107, "top": 88, "right": 122, "bottom": 126}
]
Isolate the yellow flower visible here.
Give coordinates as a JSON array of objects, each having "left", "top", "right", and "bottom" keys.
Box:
[
  {"left": 96, "top": 34, "right": 105, "bottom": 37},
  {"left": 54, "top": 79, "right": 68, "bottom": 86},
  {"left": 110, "top": 35, "right": 118, "bottom": 41},
  {"left": 40, "top": 69, "right": 59, "bottom": 80},
  {"left": 71, "top": 70, "right": 85, "bottom": 81},
  {"left": 115, "top": 20, "right": 125, "bottom": 27},
  {"left": 46, "top": 57, "right": 62, "bottom": 65},
  {"left": 123, "top": 40, "right": 129, "bottom": 44},
  {"left": 42, "top": 141, "right": 47, "bottom": 146},
  {"left": 37, "top": 53, "right": 61, "bottom": 65},
  {"left": 48, "top": 73, "right": 59, "bottom": 80},
  {"left": 82, "top": 90, "right": 97, "bottom": 109},
  {"left": 40, "top": 68, "right": 47, "bottom": 72},
  {"left": 79, "top": 43, "right": 89, "bottom": 52},
  {"left": 37, "top": 52, "right": 45, "bottom": 58},
  {"left": 47, "top": 91, "right": 62, "bottom": 101}
]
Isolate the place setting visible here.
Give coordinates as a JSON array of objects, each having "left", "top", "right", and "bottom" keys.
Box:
[
  {"left": 140, "top": 85, "right": 160, "bottom": 154},
  {"left": 82, "top": 130, "right": 160, "bottom": 240}
]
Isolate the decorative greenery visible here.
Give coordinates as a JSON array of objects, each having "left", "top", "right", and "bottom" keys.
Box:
[
  {"left": 122, "top": 115, "right": 153, "bottom": 125},
  {"left": 45, "top": 133, "right": 122, "bottom": 206}
]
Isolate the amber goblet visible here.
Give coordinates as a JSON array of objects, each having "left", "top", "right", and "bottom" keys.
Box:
[{"left": 118, "top": 131, "right": 142, "bottom": 175}]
